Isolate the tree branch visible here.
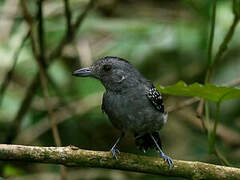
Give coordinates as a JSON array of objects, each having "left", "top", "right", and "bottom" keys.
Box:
[
  {"left": 0, "top": 144, "right": 239, "bottom": 180},
  {"left": 37, "top": 1, "right": 67, "bottom": 179},
  {"left": 63, "top": 0, "right": 72, "bottom": 34},
  {"left": 36, "top": 0, "right": 62, "bottom": 148}
]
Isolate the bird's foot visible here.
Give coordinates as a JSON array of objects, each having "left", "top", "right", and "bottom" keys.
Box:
[
  {"left": 160, "top": 153, "right": 173, "bottom": 169},
  {"left": 110, "top": 147, "right": 120, "bottom": 160}
]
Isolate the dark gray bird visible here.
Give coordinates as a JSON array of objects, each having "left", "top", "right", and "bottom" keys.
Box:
[{"left": 73, "top": 56, "right": 173, "bottom": 168}]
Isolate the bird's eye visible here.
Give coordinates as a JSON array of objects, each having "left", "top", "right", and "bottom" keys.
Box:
[{"left": 103, "top": 64, "right": 112, "bottom": 72}]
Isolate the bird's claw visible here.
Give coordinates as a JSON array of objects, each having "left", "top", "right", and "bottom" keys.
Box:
[
  {"left": 110, "top": 147, "right": 120, "bottom": 160},
  {"left": 161, "top": 154, "right": 174, "bottom": 169}
]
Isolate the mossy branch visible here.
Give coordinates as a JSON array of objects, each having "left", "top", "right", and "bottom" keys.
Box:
[{"left": 0, "top": 144, "right": 239, "bottom": 180}]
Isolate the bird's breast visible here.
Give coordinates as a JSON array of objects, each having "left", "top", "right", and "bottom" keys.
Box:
[{"left": 102, "top": 89, "right": 165, "bottom": 134}]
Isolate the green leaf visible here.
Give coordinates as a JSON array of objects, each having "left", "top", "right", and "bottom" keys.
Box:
[{"left": 157, "top": 81, "right": 240, "bottom": 102}]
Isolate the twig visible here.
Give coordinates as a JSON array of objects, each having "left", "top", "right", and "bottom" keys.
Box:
[
  {"left": 205, "top": 0, "right": 217, "bottom": 84},
  {"left": 37, "top": 1, "right": 67, "bottom": 179},
  {"left": 196, "top": 99, "right": 207, "bottom": 131},
  {"left": 199, "top": 0, "right": 240, "bottom": 117},
  {"left": 63, "top": 0, "right": 72, "bottom": 33},
  {"left": 18, "top": 1, "right": 67, "bottom": 178},
  {"left": 37, "top": 0, "right": 46, "bottom": 67},
  {"left": 0, "top": 144, "right": 239, "bottom": 180},
  {"left": 210, "top": 15, "right": 240, "bottom": 79},
  {"left": 21, "top": 0, "right": 63, "bottom": 147},
  {"left": 202, "top": 1, "right": 217, "bottom": 160},
  {"left": 196, "top": 99, "right": 204, "bottom": 117},
  {"left": 214, "top": 147, "right": 231, "bottom": 166},
  {"left": 36, "top": 0, "right": 62, "bottom": 147}
]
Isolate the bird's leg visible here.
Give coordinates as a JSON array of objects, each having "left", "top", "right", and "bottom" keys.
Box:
[
  {"left": 150, "top": 135, "right": 173, "bottom": 169},
  {"left": 110, "top": 132, "right": 125, "bottom": 160}
]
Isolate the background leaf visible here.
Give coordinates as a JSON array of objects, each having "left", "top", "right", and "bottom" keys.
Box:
[{"left": 158, "top": 81, "right": 240, "bottom": 102}]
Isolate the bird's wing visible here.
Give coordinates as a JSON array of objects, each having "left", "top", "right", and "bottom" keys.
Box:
[
  {"left": 146, "top": 86, "right": 164, "bottom": 113},
  {"left": 101, "top": 92, "right": 106, "bottom": 114}
]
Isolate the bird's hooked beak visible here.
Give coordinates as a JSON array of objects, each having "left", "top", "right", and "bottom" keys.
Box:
[{"left": 72, "top": 67, "right": 93, "bottom": 77}]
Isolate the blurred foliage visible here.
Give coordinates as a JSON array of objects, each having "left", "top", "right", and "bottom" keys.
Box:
[
  {"left": 0, "top": 0, "right": 240, "bottom": 179},
  {"left": 3, "top": 165, "right": 25, "bottom": 177}
]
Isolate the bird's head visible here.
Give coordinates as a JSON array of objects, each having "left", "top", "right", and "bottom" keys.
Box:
[{"left": 73, "top": 56, "right": 145, "bottom": 92}]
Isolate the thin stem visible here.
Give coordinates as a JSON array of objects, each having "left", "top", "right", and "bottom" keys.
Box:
[
  {"left": 201, "top": 1, "right": 217, "bottom": 155},
  {"left": 63, "top": 0, "right": 72, "bottom": 33},
  {"left": 204, "top": 1, "right": 217, "bottom": 154},
  {"left": 37, "top": 0, "right": 62, "bottom": 148},
  {"left": 205, "top": 0, "right": 217, "bottom": 84},
  {"left": 214, "top": 147, "right": 231, "bottom": 166},
  {"left": 209, "top": 101, "right": 220, "bottom": 154},
  {"left": 205, "top": 101, "right": 211, "bottom": 151},
  {"left": 207, "top": 0, "right": 216, "bottom": 69},
  {"left": 38, "top": 1, "right": 67, "bottom": 179},
  {"left": 37, "top": 0, "right": 46, "bottom": 66},
  {"left": 212, "top": 102, "right": 220, "bottom": 145},
  {"left": 207, "top": 13, "right": 240, "bottom": 83},
  {"left": 202, "top": 1, "right": 240, "bottom": 165}
]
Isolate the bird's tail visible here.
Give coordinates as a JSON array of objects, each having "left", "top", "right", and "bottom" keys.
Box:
[{"left": 135, "top": 132, "right": 162, "bottom": 152}]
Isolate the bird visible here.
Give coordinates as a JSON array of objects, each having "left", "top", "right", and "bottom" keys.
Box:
[{"left": 72, "top": 56, "right": 173, "bottom": 168}]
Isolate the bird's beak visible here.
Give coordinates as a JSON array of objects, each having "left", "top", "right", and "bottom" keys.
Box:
[{"left": 72, "top": 67, "right": 93, "bottom": 77}]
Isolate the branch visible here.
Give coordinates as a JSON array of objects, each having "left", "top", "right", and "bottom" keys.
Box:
[
  {"left": 206, "top": 2, "right": 240, "bottom": 83},
  {"left": 63, "top": 0, "right": 72, "bottom": 34},
  {"left": 37, "top": 1, "right": 67, "bottom": 179},
  {"left": 0, "top": 144, "right": 239, "bottom": 180},
  {"left": 36, "top": 0, "right": 62, "bottom": 148}
]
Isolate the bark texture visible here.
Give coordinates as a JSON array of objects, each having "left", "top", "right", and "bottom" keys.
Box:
[{"left": 0, "top": 144, "right": 239, "bottom": 180}]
